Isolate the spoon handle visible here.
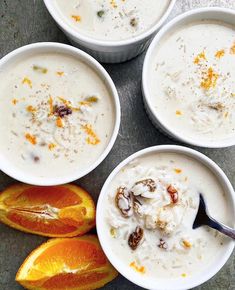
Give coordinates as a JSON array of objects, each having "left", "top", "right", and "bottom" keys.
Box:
[{"left": 208, "top": 218, "right": 235, "bottom": 240}]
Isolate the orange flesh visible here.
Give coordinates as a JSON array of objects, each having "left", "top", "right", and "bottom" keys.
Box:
[
  {"left": 0, "top": 184, "right": 95, "bottom": 237},
  {"left": 16, "top": 236, "right": 118, "bottom": 290}
]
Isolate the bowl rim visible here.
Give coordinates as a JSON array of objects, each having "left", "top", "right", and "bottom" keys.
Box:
[
  {"left": 96, "top": 144, "right": 235, "bottom": 290},
  {"left": 43, "top": 0, "right": 176, "bottom": 47},
  {"left": 142, "top": 7, "right": 235, "bottom": 148},
  {"left": 0, "top": 42, "right": 121, "bottom": 186}
]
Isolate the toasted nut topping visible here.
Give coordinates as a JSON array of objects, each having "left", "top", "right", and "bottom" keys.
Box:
[
  {"left": 135, "top": 179, "right": 156, "bottom": 192},
  {"left": 167, "top": 185, "right": 178, "bottom": 204},
  {"left": 158, "top": 238, "right": 168, "bottom": 250},
  {"left": 133, "top": 198, "right": 143, "bottom": 216},
  {"left": 128, "top": 226, "right": 144, "bottom": 250},
  {"left": 115, "top": 187, "right": 133, "bottom": 218}
]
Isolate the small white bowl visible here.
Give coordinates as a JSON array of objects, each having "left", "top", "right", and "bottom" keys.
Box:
[
  {"left": 96, "top": 145, "right": 235, "bottom": 290},
  {"left": 43, "top": 0, "right": 176, "bottom": 63},
  {"left": 142, "top": 8, "right": 235, "bottom": 148},
  {"left": 0, "top": 42, "right": 120, "bottom": 185}
]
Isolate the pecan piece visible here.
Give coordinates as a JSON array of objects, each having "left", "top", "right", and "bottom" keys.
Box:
[
  {"left": 115, "top": 187, "right": 133, "bottom": 218},
  {"left": 167, "top": 185, "right": 178, "bottom": 204},
  {"left": 135, "top": 178, "right": 156, "bottom": 192},
  {"left": 158, "top": 238, "right": 168, "bottom": 250},
  {"left": 133, "top": 198, "right": 142, "bottom": 216},
  {"left": 53, "top": 105, "right": 72, "bottom": 118},
  {"left": 128, "top": 226, "right": 144, "bottom": 250}
]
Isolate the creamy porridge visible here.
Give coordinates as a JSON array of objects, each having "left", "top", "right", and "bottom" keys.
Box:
[
  {"left": 53, "top": 0, "right": 171, "bottom": 41},
  {"left": 149, "top": 21, "right": 235, "bottom": 143},
  {"left": 0, "top": 52, "right": 115, "bottom": 179},
  {"left": 104, "top": 152, "right": 232, "bottom": 279}
]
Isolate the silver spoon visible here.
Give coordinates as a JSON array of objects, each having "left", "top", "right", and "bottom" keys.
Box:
[{"left": 193, "top": 194, "right": 235, "bottom": 240}]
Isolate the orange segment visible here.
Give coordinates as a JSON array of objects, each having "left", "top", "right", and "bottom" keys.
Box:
[
  {"left": 16, "top": 236, "right": 118, "bottom": 290},
  {"left": 0, "top": 184, "right": 95, "bottom": 237}
]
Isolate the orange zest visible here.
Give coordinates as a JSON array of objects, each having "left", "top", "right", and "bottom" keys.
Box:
[
  {"left": 82, "top": 124, "right": 100, "bottom": 145},
  {"left": 174, "top": 168, "right": 182, "bottom": 174},
  {"left": 12, "top": 98, "right": 18, "bottom": 105},
  {"left": 0, "top": 184, "right": 96, "bottom": 237},
  {"left": 16, "top": 236, "right": 118, "bottom": 290},
  {"left": 230, "top": 42, "right": 235, "bottom": 54},
  {"left": 194, "top": 51, "right": 206, "bottom": 64},
  {"left": 48, "top": 95, "right": 54, "bottom": 115},
  {"left": 176, "top": 110, "right": 182, "bottom": 116},
  {"left": 48, "top": 143, "right": 56, "bottom": 150},
  {"left": 71, "top": 15, "right": 81, "bottom": 22},
  {"left": 26, "top": 105, "right": 37, "bottom": 113},
  {"left": 56, "top": 71, "right": 64, "bottom": 76},
  {"left": 130, "top": 261, "right": 146, "bottom": 274},
  {"left": 182, "top": 240, "right": 192, "bottom": 248},
  {"left": 25, "top": 133, "right": 37, "bottom": 145},
  {"left": 215, "top": 49, "right": 225, "bottom": 59},
  {"left": 56, "top": 117, "right": 64, "bottom": 128},
  {"left": 22, "top": 77, "right": 32, "bottom": 88},
  {"left": 200, "top": 67, "right": 218, "bottom": 90}
]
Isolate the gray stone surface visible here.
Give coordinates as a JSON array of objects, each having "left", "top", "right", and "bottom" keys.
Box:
[{"left": 0, "top": 0, "right": 234, "bottom": 289}]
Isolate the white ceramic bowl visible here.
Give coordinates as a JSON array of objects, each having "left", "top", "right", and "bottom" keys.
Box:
[
  {"left": 43, "top": 0, "right": 176, "bottom": 63},
  {"left": 96, "top": 145, "right": 235, "bottom": 290},
  {"left": 0, "top": 42, "right": 120, "bottom": 185},
  {"left": 142, "top": 8, "right": 235, "bottom": 148}
]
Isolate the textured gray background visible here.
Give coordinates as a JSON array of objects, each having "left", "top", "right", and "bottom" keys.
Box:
[{"left": 0, "top": 0, "right": 234, "bottom": 289}]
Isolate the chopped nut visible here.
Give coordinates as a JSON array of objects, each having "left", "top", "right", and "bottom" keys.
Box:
[
  {"left": 115, "top": 187, "right": 133, "bottom": 218},
  {"left": 158, "top": 238, "right": 168, "bottom": 250},
  {"left": 135, "top": 179, "right": 156, "bottom": 192},
  {"left": 208, "top": 102, "right": 225, "bottom": 111},
  {"left": 130, "top": 18, "right": 138, "bottom": 27},
  {"left": 156, "top": 219, "right": 168, "bottom": 231},
  {"left": 33, "top": 156, "right": 40, "bottom": 163},
  {"left": 167, "top": 185, "right": 178, "bottom": 204},
  {"left": 128, "top": 226, "right": 144, "bottom": 250},
  {"left": 133, "top": 198, "right": 142, "bottom": 216}
]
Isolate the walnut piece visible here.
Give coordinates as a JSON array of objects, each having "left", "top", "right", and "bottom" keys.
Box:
[
  {"left": 128, "top": 226, "right": 144, "bottom": 250},
  {"left": 115, "top": 187, "right": 133, "bottom": 218},
  {"left": 167, "top": 185, "right": 178, "bottom": 204},
  {"left": 135, "top": 178, "right": 156, "bottom": 192}
]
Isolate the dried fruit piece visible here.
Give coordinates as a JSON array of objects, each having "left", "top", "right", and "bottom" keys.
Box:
[
  {"left": 135, "top": 179, "right": 156, "bottom": 192},
  {"left": 115, "top": 187, "right": 133, "bottom": 218},
  {"left": 167, "top": 185, "right": 178, "bottom": 204},
  {"left": 158, "top": 238, "right": 168, "bottom": 250},
  {"left": 53, "top": 105, "right": 72, "bottom": 118},
  {"left": 128, "top": 226, "right": 144, "bottom": 250},
  {"left": 16, "top": 236, "right": 118, "bottom": 290},
  {"left": 0, "top": 184, "right": 95, "bottom": 237}
]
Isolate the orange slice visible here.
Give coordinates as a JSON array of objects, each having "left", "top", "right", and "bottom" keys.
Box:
[
  {"left": 0, "top": 184, "right": 95, "bottom": 237},
  {"left": 16, "top": 236, "right": 118, "bottom": 290}
]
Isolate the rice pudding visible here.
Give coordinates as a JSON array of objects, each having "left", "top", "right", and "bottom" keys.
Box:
[
  {"left": 149, "top": 21, "right": 235, "bottom": 144},
  {"left": 53, "top": 0, "right": 171, "bottom": 41},
  {"left": 104, "top": 151, "right": 232, "bottom": 280},
  {"left": 0, "top": 51, "right": 115, "bottom": 180}
]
